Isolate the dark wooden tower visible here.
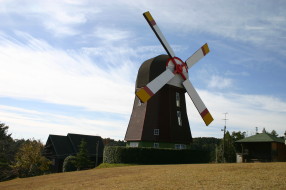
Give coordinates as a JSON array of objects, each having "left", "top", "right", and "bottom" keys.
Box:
[{"left": 125, "top": 55, "right": 192, "bottom": 149}]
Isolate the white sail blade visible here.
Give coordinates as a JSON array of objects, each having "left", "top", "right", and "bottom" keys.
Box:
[
  {"left": 182, "top": 79, "right": 213, "bottom": 126},
  {"left": 185, "top": 43, "right": 210, "bottom": 69},
  {"left": 143, "top": 11, "right": 175, "bottom": 58},
  {"left": 136, "top": 69, "right": 175, "bottom": 103}
]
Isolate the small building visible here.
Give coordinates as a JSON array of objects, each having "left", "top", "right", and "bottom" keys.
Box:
[
  {"left": 43, "top": 133, "right": 104, "bottom": 172},
  {"left": 236, "top": 133, "right": 286, "bottom": 162}
]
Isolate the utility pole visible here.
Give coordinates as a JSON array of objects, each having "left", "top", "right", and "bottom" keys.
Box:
[
  {"left": 221, "top": 112, "right": 228, "bottom": 163},
  {"left": 95, "top": 141, "right": 99, "bottom": 167}
]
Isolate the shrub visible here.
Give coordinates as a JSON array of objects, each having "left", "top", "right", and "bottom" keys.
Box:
[
  {"left": 103, "top": 146, "right": 209, "bottom": 164},
  {"left": 62, "top": 156, "right": 77, "bottom": 172},
  {"left": 12, "top": 140, "right": 51, "bottom": 177}
]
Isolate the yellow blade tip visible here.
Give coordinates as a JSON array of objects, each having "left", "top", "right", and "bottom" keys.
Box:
[
  {"left": 203, "top": 112, "right": 214, "bottom": 126},
  {"left": 143, "top": 11, "right": 154, "bottom": 23},
  {"left": 136, "top": 88, "right": 151, "bottom": 103},
  {"left": 202, "top": 43, "right": 210, "bottom": 55}
]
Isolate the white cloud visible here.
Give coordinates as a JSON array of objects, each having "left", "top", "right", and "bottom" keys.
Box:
[
  {"left": 186, "top": 90, "right": 286, "bottom": 137},
  {"left": 225, "top": 71, "right": 249, "bottom": 77},
  {"left": 92, "top": 27, "right": 132, "bottom": 43},
  {"left": 121, "top": 0, "right": 286, "bottom": 52},
  {"left": 0, "top": 0, "right": 97, "bottom": 36},
  {"left": 0, "top": 105, "right": 126, "bottom": 142},
  {"left": 1, "top": 0, "right": 285, "bottom": 48},
  {"left": 208, "top": 75, "right": 232, "bottom": 89},
  {"left": 0, "top": 32, "right": 135, "bottom": 115}
]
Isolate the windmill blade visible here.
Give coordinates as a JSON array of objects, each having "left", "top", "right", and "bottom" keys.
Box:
[
  {"left": 182, "top": 79, "right": 213, "bottom": 126},
  {"left": 185, "top": 43, "right": 210, "bottom": 68},
  {"left": 136, "top": 69, "right": 175, "bottom": 103},
  {"left": 143, "top": 11, "right": 175, "bottom": 58}
]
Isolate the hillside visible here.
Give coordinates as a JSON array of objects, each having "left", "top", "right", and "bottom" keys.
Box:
[{"left": 1, "top": 163, "right": 286, "bottom": 190}]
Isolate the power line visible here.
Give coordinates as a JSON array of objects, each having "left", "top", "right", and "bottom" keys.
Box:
[{"left": 222, "top": 112, "right": 228, "bottom": 127}]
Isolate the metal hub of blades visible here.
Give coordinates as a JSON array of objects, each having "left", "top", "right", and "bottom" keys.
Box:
[{"left": 166, "top": 57, "right": 188, "bottom": 81}]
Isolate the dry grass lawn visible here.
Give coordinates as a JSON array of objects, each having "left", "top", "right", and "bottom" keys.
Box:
[{"left": 0, "top": 162, "right": 285, "bottom": 190}]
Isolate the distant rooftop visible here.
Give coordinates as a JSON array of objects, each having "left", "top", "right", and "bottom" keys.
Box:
[{"left": 236, "top": 133, "right": 285, "bottom": 143}]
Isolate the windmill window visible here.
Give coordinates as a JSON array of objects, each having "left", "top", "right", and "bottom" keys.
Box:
[
  {"left": 138, "top": 100, "right": 142, "bottom": 106},
  {"left": 176, "top": 92, "right": 180, "bottom": 107},
  {"left": 175, "top": 144, "right": 186, "bottom": 149},
  {"left": 154, "top": 143, "right": 159, "bottom": 148},
  {"left": 177, "top": 111, "right": 182, "bottom": 126},
  {"left": 130, "top": 142, "right": 139, "bottom": 147},
  {"left": 154, "top": 129, "right": 159, "bottom": 136}
]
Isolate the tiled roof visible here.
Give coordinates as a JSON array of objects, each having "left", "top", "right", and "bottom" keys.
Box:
[
  {"left": 236, "top": 133, "right": 285, "bottom": 143},
  {"left": 67, "top": 133, "right": 104, "bottom": 156},
  {"left": 46, "top": 133, "right": 104, "bottom": 158},
  {"left": 49, "top": 135, "right": 74, "bottom": 157}
]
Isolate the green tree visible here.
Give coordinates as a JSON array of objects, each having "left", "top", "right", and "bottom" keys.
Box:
[
  {"left": 74, "top": 140, "right": 93, "bottom": 170},
  {"left": 215, "top": 144, "right": 224, "bottom": 163},
  {"left": 103, "top": 138, "right": 126, "bottom": 146},
  {"left": 270, "top": 130, "right": 278, "bottom": 137},
  {"left": 0, "top": 122, "right": 13, "bottom": 164},
  {"left": 190, "top": 137, "right": 221, "bottom": 162},
  {"left": 262, "top": 128, "right": 279, "bottom": 137},
  {"left": 231, "top": 131, "right": 246, "bottom": 153},
  {"left": 216, "top": 131, "right": 246, "bottom": 163},
  {"left": 262, "top": 128, "right": 267, "bottom": 133},
  {"left": 224, "top": 131, "right": 236, "bottom": 162},
  {"left": 0, "top": 122, "right": 17, "bottom": 181},
  {"left": 12, "top": 140, "right": 51, "bottom": 177}
]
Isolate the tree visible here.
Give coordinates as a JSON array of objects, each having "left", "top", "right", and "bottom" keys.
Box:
[
  {"left": 224, "top": 131, "right": 236, "bottom": 162},
  {"left": 12, "top": 140, "right": 51, "bottom": 177},
  {"left": 215, "top": 144, "right": 224, "bottom": 163},
  {"left": 215, "top": 131, "right": 246, "bottom": 163},
  {"left": 262, "top": 128, "right": 267, "bottom": 133},
  {"left": 231, "top": 131, "right": 246, "bottom": 153},
  {"left": 0, "top": 122, "right": 17, "bottom": 181},
  {"left": 103, "top": 138, "right": 126, "bottom": 146},
  {"left": 0, "top": 122, "right": 11, "bottom": 139},
  {"left": 231, "top": 131, "right": 246, "bottom": 142},
  {"left": 74, "top": 139, "right": 93, "bottom": 170},
  {"left": 262, "top": 128, "right": 279, "bottom": 137},
  {"left": 190, "top": 137, "right": 221, "bottom": 162},
  {"left": 270, "top": 130, "right": 278, "bottom": 137}
]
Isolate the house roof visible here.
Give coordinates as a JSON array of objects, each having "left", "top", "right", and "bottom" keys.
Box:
[
  {"left": 236, "top": 133, "right": 285, "bottom": 143},
  {"left": 67, "top": 133, "right": 104, "bottom": 156},
  {"left": 44, "top": 133, "right": 104, "bottom": 158},
  {"left": 48, "top": 135, "right": 74, "bottom": 157}
]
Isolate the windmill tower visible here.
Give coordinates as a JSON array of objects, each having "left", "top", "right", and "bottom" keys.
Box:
[{"left": 125, "top": 11, "right": 214, "bottom": 149}]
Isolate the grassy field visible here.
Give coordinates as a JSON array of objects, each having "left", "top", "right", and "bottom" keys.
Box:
[{"left": 1, "top": 162, "right": 285, "bottom": 190}]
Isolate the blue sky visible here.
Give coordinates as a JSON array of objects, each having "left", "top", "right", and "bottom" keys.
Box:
[{"left": 0, "top": 0, "right": 285, "bottom": 142}]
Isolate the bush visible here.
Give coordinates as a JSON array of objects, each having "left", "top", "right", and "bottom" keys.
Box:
[
  {"left": 63, "top": 156, "right": 77, "bottom": 172},
  {"left": 12, "top": 140, "right": 51, "bottom": 177},
  {"left": 103, "top": 146, "right": 209, "bottom": 164}
]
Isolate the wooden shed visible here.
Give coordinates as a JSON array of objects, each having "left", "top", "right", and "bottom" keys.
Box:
[
  {"left": 236, "top": 133, "right": 286, "bottom": 162},
  {"left": 43, "top": 133, "right": 104, "bottom": 172}
]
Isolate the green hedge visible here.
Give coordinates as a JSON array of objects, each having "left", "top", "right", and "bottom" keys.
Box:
[
  {"left": 62, "top": 156, "right": 77, "bottom": 172},
  {"left": 103, "top": 146, "right": 209, "bottom": 164}
]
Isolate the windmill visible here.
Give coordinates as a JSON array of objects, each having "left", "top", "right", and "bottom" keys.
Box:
[{"left": 125, "top": 11, "right": 214, "bottom": 149}]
